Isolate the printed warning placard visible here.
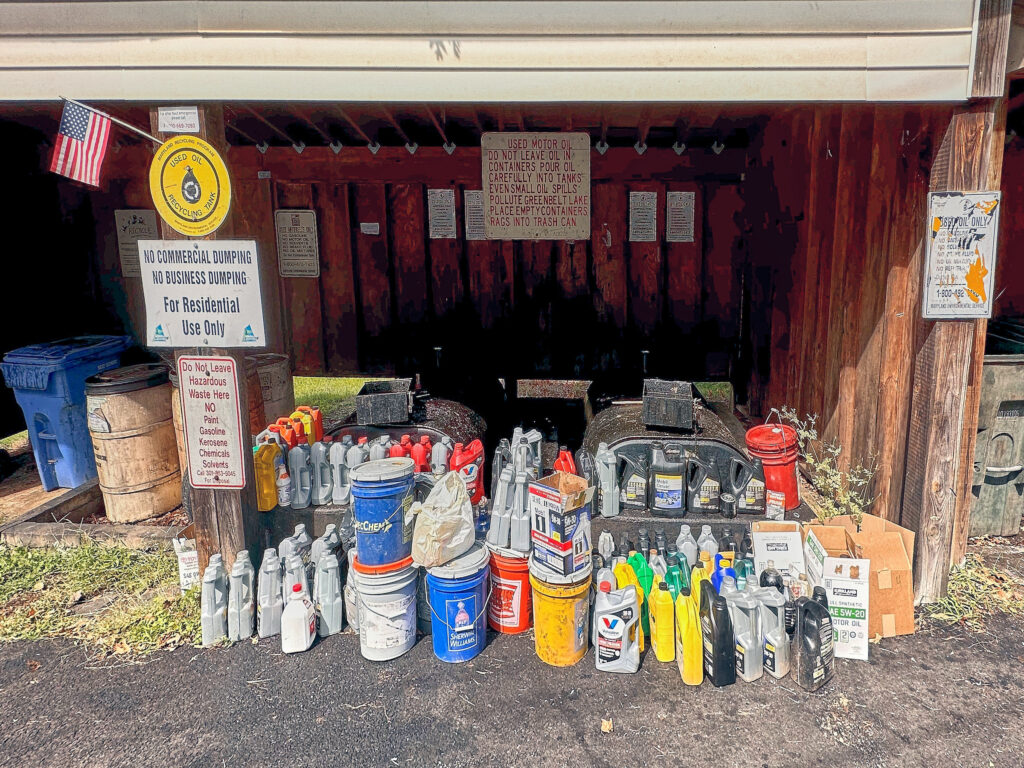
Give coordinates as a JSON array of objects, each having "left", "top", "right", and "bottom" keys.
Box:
[
  {"left": 482, "top": 132, "right": 590, "bottom": 240},
  {"left": 923, "top": 191, "right": 1001, "bottom": 319},
  {"left": 178, "top": 355, "right": 246, "bottom": 489}
]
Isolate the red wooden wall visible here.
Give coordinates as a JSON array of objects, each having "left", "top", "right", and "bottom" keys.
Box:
[{"left": 994, "top": 137, "right": 1024, "bottom": 319}]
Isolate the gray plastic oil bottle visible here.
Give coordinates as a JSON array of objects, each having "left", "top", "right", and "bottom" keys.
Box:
[
  {"left": 278, "top": 536, "right": 297, "bottom": 584},
  {"left": 313, "top": 552, "right": 344, "bottom": 637},
  {"left": 292, "top": 524, "right": 313, "bottom": 561},
  {"left": 257, "top": 548, "right": 283, "bottom": 639},
  {"left": 344, "top": 440, "right": 369, "bottom": 504},
  {"left": 697, "top": 525, "right": 719, "bottom": 557},
  {"left": 329, "top": 436, "right": 351, "bottom": 505},
  {"left": 310, "top": 440, "right": 334, "bottom": 505},
  {"left": 594, "top": 580, "right": 641, "bottom": 674},
  {"left": 310, "top": 524, "right": 341, "bottom": 568},
  {"left": 676, "top": 525, "right": 699, "bottom": 569},
  {"left": 756, "top": 586, "right": 790, "bottom": 679},
  {"left": 595, "top": 442, "right": 620, "bottom": 518},
  {"left": 513, "top": 437, "right": 532, "bottom": 478},
  {"left": 200, "top": 557, "right": 228, "bottom": 647},
  {"left": 431, "top": 437, "right": 453, "bottom": 476},
  {"left": 731, "top": 589, "right": 764, "bottom": 682},
  {"left": 485, "top": 466, "right": 514, "bottom": 549},
  {"left": 288, "top": 444, "right": 312, "bottom": 509},
  {"left": 524, "top": 429, "right": 543, "bottom": 476},
  {"left": 509, "top": 471, "right": 531, "bottom": 553},
  {"left": 491, "top": 438, "right": 512, "bottom": 501},
  {"left": 227, "top": 551, "right": 255, "bottom": 642},
  {"left": 344, "top": 547, "right": 360, "bottom": 633},
  {"left": 283, "top": 555, "right": 309, "bottom": 600},
  {"left": 369, "top": 435, "right": 391, "bottom": 461}
]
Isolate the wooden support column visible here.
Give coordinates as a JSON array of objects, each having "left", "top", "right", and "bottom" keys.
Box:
[{"left": 148, "top": 105, "right": 257, "bottom": 574}]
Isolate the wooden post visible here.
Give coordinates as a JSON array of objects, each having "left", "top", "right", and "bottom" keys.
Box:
[
  {"left": 902, "top": 0, "right": 1012, "bottom": 602},
  {"left": 148, "top": 105, "right": 257, "bottom": 574}
]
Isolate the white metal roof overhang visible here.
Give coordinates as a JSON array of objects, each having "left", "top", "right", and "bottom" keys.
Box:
[{"left": 0, "top": 0, "right": 997, "bottom": 103}]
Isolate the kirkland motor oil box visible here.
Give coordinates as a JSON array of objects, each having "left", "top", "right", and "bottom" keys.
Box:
[
  {"left": 529, "top": 472, "right": 595, "bottom": 577},
  {"left": 803, "top": 526, "right": 870, "bottom": 661}
]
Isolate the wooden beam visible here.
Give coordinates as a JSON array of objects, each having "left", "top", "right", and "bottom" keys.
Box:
[
  {"left": 902, "top": 99, "right": 1007, "bottom": 603},
  {"left": 148, "top": 105, "right": 257, "bottom": 575},
  {"left": 972, "top": 0, "right": 1014, "bottom": 97}
]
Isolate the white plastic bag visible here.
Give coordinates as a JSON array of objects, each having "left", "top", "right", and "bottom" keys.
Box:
[{"left": 411, "top": 471, "right": 475, "bottom": 568}]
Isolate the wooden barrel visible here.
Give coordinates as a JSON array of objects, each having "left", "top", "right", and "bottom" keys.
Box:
[
  {"left": 168, "top": 368, "right": 188, "bottom": 472},
  {"left": 86, "top": 364, "right": 181, "bottom": 523},
  {"left": 246, "top": 353, "right": 294, "bottom": 422}
]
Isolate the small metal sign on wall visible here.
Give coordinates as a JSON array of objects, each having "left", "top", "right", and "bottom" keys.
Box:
[{"left": 923, "top": 191, "right": 1001, "bottom": 319}]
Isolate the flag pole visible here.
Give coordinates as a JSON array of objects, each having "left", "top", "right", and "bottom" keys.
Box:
[{"left": 59, "top": 96, "right": 163, "bottom": 146}]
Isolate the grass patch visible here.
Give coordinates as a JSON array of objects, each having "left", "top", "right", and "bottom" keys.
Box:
[
  {"left": 924, "top": 554, "right": 1024, "bottom": 630},
  {"left": 0, "top": 543, "right": 199, "bottom": 656},
  {"left": 0, "top": 430, "right": 28, "bottom": 452},
  {"left": 293, "top": 376, "right": 375, "bottom": 425}
]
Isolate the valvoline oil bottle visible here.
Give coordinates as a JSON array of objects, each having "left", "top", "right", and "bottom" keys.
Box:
[
  {"left": 699, "top": 580, "right": 736, "bottom": 687},
  {"left": 675, "top": 586, "right": 703, "bottom": 686},
  {"left": 594, "top": 580, "right": 641, "bottom": 674},
  {"left": 627, "top": 552, "right": 654, "bottom": 638},
  {"left": 649, "top": 580, "right": 676, "bottom": 663},
  {"left": 791, "top": 596, "right": 835, "bottom": 691},
  {"left": 450, "top": 439, "right": 485, "bottom": 504}
]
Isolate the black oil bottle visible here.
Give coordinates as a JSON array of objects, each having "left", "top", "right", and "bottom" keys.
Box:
[
  {"left": 791, "top": 596, "right": 835, "bottom": 692},
  {"left": 699, "top": 580, "right": 736, "bottom": 687},
  {"left": 758, "top": 560, "right": 785, "bottom": 593}
]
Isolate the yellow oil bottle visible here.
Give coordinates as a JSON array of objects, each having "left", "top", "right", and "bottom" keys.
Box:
[
  {"left": 675, "top": 588, "right": 703, "bottom": 685},
  {"left": 255, "top": 442, "right": 282, "bottom": 511},
  {"left": 613, "top": 562, "right": 645, "bottom": 652},
  {"left": 690, "top": 563, "right": 709, "bottom": 610},
  {"left": 290, "top": 409, "right": 315, "bottom": 446},
  {"left": 649, "top": 577, "right": 676, "bottom": 663}
]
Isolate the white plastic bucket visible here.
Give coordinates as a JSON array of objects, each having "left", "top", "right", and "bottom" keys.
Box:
[{"left": 352, "top": 555, "right": 417, "bottom": 661}]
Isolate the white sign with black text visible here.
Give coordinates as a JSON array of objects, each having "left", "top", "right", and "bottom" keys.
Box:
[
  {"left": 666, "top": 191, "right": 696, "bottom": 243},
  {"left": 428, "top": 188, "right": 457, "bottom": 239},
  {"left": 629, "top": 191, "right": 658, "bottom": 242},
  {"left": 275, "top": 209, "right": 320, "bottom": 277},
  {"left": 464, "top": 190, "right": 486, "bottom": 240},
  {"left": 114, "top": 209, "right": 159, "bottom": 277},
  {"left": 177, "top": 355, "right": 246, "bottom": 489},
  {"left": 157, "top": 106, "right": 201, "bottom": 134},
  {"left": 138, "top": 239, "right": 266, "bottom": 348}
]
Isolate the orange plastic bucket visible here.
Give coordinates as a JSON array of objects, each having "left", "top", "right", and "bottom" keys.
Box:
[{"left": 487, "top": 549, "right": 532, "bottom": 634}]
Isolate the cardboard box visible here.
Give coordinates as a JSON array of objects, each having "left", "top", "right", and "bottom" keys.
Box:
[
  {"left": 751, "top": 520, "right": 806, "bottom": 584},
  {"left": 529, "top": 471, "right": 594, "bottom": 576},
  {"left": 804, "top": 514, "right": 915, "bottom": 639},
  {"left": 803, "top": 526, "right": 870, "bottom": 660}
]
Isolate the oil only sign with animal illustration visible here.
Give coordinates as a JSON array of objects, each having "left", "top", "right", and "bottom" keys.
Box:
[
  {"left": 138, "top": 239, "right": 265, "bottom": 348},
  {"left": 923, "top": 191, "right": 1001, "bottom": 319}
]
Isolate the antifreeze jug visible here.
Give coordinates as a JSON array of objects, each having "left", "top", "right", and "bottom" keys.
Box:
[
  {"left": 281, "top": 583, "right": 316, "bottom": 653},
  {"left": 699, "top": 580, "right": 736, "bottom": 687},
  {"left": 756, "top": 587, "right": 790, "bottom": 679},
  {"left": 595, "top": 442, "right": 619, "bottom": 518},
  {"left": 593, "top": 581, "right": 641, "bottom": 674},
  {"left": 792, "top": 596, "right": 835, "bottom": 692},
  {"left": 649, "top": 442, "right": 687, "bottom": 517},
  {"left": 674, "top": 587, "right": 703, "bottom": 686},
  {"left": 227, "top": 550, "right": 255, "bottom": 642},
  {"left": 649, "top": 580, "right": 676, "bottom": 663},
  {"left": 664, "top": 556, "right": 688, "bottom": 599},
  {"left": 257, "top": 548, "right": 283, "bottom": 638},
  {"left": 200, "top": 557, "right": 228, "bottom": 647},
  {"left": 676, "top": 524, "right": 699, "bottom": 569},
  {"left": 627, "top": 552, "right": 654, "bottom": 638},
  {"left": 288, "top": 445, "right": 312, "bottom": 510},
  {"left": 255, "top": 442, "right": 282, "bottom": 512},
  {"left": 329, "top": 436, "right": 352, "bottom": 505},
  {"left": 311, "top": 439, "right": 334, "bottom": 506},
  {"left": 313, "top": 552, "right": 344, "bottom": 637}
]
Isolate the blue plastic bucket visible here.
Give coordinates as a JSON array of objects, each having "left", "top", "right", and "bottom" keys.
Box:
[
  {"left": 350, "top": 458, "right": 415, "bottom": 567},
  {"left": 426, "top": 542, "right": 491, "bottom": 663}
]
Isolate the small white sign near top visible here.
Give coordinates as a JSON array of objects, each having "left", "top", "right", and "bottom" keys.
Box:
[
  {"left": 177, "top": 355, "right": 246, "bottom": 489},
  {"left": 157, "top": 106, "right": 201, "bottom": 134},
  {"left": 138, "top": 239, "right": 266, "bottom": 348},
  {"left": 482, "top": 132, "right": 590, "bottom": 240},
  {"left": 923, "top": 191, "right": 1001, "bottom": 319}
]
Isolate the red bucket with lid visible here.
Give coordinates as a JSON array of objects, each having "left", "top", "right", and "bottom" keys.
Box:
[
  {"left": 745, "top": 423, "right": 801, "bottom": 510},
  {"left": 487, "top": 549, "right": 532, "bottom": 634}
]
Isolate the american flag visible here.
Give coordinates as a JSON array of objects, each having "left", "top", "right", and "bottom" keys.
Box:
[{"left": 49, "top": 100, "right": 110, "bottom": 187}]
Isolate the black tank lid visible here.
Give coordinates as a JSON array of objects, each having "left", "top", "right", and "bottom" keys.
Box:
[{"left": 86, "top": 363, "right": 170, "bottom": 395}]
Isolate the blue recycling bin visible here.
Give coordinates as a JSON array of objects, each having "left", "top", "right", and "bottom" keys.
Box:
[{"left": 1, "top": 335, "right": 132, "bottom": 490}]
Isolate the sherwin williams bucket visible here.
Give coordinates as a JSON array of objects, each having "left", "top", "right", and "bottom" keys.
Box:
[
  {"left": 426, "top": 542, "right": 491, "bottom": 663},
  {"left": 529, "top": 556, "right": 592, "bottom": 667},
  {"left": 350, "top": 458, "right": 415, "bottom": 566},
  {"left": 488, "top": 547, "right": 532, "bottom": 634},
  {"left": 351, "top": 555, "right": 417, "bottom": 661},
  {"left": 745, "top": 424, "right": 801, "bottom": 510}
]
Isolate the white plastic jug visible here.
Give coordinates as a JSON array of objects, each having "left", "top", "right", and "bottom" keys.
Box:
[
  {"left": 257, "top": 548, "right": 283, "bottom": 638},
  {"left": 311, "top": 441, "right": 334, "bottom": 505},
  {"left": 329, "top": 437, "right": 351, "bottom": 505},
  {"left": 288, "top": 445, "right": 312, "bottom": 509},
  {"left": 431, "top": 437, "right": 453, "bottom": 476},
  {"left": 281, "top": 583, "right": 316, "bottom": 653},
  {"left": 283, "top": 554, "right": 309, "bottom": 601},
  {"left": 227, "top": 551, "right": 255, "bottom": 642},
  {"left": 594, "top": 581, "right": 641, "bottom": 673},
  {"left": 676, "top": 524, "right": 699, "bottom": 569},
  {"left": 200, "top": 558, "right": 228, "bottom": 647},
  {"left": 697, "top": 525, "right": 719, "bottom": 557},
  {"left": 292, "top": 523, "right": 313, "bottom": 560},
  {"left": 595, "top": 442, "right": 620, "bottom": 518},
  {"left": 313, "top": 552, "right": 344, "bottom": 637},
  {"left": 597, "top": 530, "right": 615, "bottom": 562},
  {"left": 369, "top": 435, "right": 391, "bottom": 461},
  {"left": 310, "top": 524, "right": 341, "bottom": 567}
]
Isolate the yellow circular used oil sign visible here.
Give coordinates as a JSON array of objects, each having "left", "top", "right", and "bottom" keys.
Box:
[{"left": 149, "top": 135, "right": 231, "bottom": 237}]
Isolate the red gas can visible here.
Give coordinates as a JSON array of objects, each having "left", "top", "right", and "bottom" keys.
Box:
[{"left": 450, "top": 439, "right": 485, "bottom": 504}]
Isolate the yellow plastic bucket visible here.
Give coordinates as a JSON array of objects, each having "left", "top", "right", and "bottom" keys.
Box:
[{"left": 529, "top": 557, "right": 592, "bottom": 667}]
